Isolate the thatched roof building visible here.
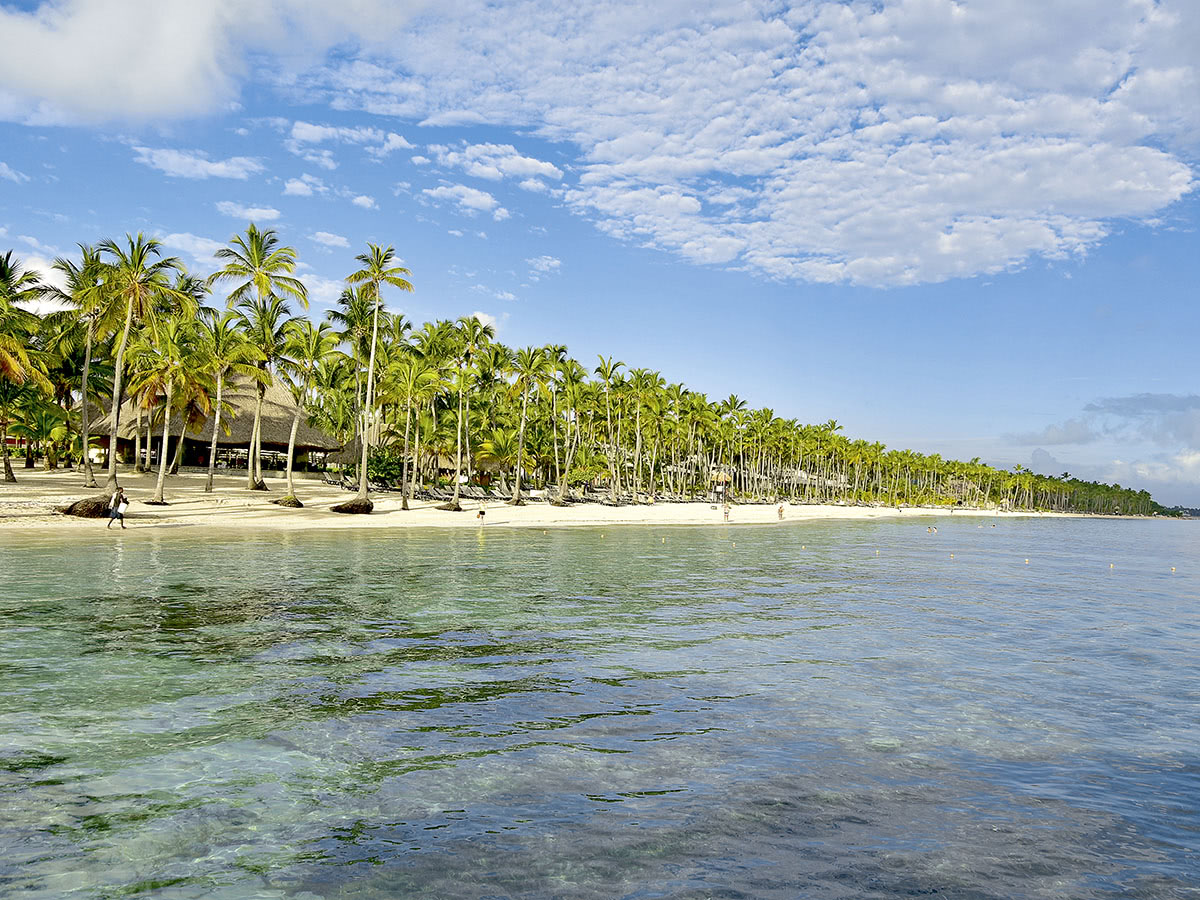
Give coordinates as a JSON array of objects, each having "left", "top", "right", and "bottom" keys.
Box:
[{"left": 96, "top": 377, "right": 341, "bottom": 466}]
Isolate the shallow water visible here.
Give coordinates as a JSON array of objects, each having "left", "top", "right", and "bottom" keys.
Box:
[{"left": 1, "top": 517, "right": 1197, "bottom": 898}]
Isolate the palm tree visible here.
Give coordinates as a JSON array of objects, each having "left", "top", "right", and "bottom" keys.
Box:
[
  {"left": 236, "top": 295, "right": 296, "bottom": 488},
  {"left": 510, "top": 346, "right": 549, "bottom": 504},
  {"left": 0, "top": 251, "right": 46, "bottom": 389},
  {"left": 128, "top": 315, "right": 205, "bottom": 504},
  {"left": 344, "top": 244, "right": 413, "bottom": 508},
  {"left": 594, "top": 355, "right": 624, "bottom": 502},
  {"left": 440, "top": 315, "right": 493, "bottom": 511},
  {"left": 389, "top": 354, "right": 436, "bottom": 509},
  {"left": 207, "top": 224, "right": 307, "bottom": 489},
  {"left": 280, "top": 319, "right": 338, "bottom": 503},
  {"left": 95, "top": 234, "right": 191, "bottom": 490},
  {"left": 46, "top": 246, "right": 111, "bottom": 486},
  {"left": 199, "top": 312, "right": 263, "bottom": 492}
]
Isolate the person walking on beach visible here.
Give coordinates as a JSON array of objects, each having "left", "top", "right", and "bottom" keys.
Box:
[
  {"left": 107, "top": 487, "right": 128, "bottom": 530},
  {"left": 476, "top": 501, "right": 486, "bottom": 525}
]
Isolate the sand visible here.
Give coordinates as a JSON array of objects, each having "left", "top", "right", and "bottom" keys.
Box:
[{"left": 0, "top": 467, "right": 1087, "bottom": 535}]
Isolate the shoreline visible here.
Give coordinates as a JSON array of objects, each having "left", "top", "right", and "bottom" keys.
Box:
[{"left": 0, "top": 469, "right": 1123, "bottom": 535}]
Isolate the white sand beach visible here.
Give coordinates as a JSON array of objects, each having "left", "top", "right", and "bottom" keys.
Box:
[{"left": 0, "top": 468, "right": 1087, "bottom": 534}]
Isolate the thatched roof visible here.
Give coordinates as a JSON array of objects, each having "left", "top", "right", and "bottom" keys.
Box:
[{"left": 97, "top": 377, "right": 342, "bottom": 452}]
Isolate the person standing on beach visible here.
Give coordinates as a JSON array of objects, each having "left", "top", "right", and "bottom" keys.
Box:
[
  {"left": 778, "top": 504, "right": 784, "bottom": 520},
  {"left": 477, "top": 501, "right": 486, "bottom": 525},
  {"left": 107, "top": 487, "right": 128, "bottom": 530},
  {"left": 723, "top": 502, "right": 730, "bottom": 523}
]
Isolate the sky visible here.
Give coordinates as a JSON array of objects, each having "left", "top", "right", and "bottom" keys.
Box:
[{"left": 1, "top": 0, "right": 1198, "bottom": 503}]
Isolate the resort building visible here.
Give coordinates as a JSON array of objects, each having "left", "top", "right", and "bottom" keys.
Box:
[{"left": 94, "top": 378, "right": 342, "bottom": 472}]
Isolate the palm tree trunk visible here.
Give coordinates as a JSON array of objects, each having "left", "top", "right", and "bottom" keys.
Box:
[
  {"left": 80, "top": 320, "right": 98, "bottom": 487},
  {"left": 205, "top": 373, "right": 224, "bottom": 492},
  {"left": 246, "top": 383, "right": 264, "bottom": 489},
  {"left": 169, "top": 419, "right": 187, "bottom": 474},
  {"left": 143, "top": 412, "right": 153, "bottom": 471},
  {"left": 447, "top": 372, "right": 465, "bottom": 509},
  {"left": 406, "top": 415, "right": 422, "bottom": 507},
  {"left": 0, "top": 421, "right": 13, "bottom": 483},
  {"left": 356, "top": 301, "right": 380, "bottom": 501},
  {"left": 510, "top": 384, "right": 530, "bottom": 504},
  {"left": 133, "top": 406, "right": 143, "bottom": 473},
  {"left": 152, "top": 383, "right": 173, "bottom": 503},
  {"left": 285, "top": 409, "right": 301, "bottom": 498},
  {"left": 105, "top": 299, "right": 135, "bottom": 490},
  {"left": 400, "top": 389, "right": 413, "bottom": 510}
]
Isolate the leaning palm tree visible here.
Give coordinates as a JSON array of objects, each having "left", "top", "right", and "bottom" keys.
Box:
[
  {"left": 95, "top": 234, "right": 191, "bottom": 490},
  {"left": 0, "top": 251, "right": 46, "bottom": 389},
  {"left": 48, "top": 246, "right": 110, "bottom": 486},
  {"left": 339, "top": 243, "right": 413, "bottom": 512},
  {"left": 207, "top": 224, "right": 307, "bottom": 488},
  {"left": 235, "top": 295, "right": 295, "bottom": 489},
  {"left": 199, "top": 312, "right": 263, "bottom": 492},
  {"left": 279, "top": 318, "right": 338, "bottom": 504},
  {"left": 127, "top": 315, "right": 205, "bottom": 504}
]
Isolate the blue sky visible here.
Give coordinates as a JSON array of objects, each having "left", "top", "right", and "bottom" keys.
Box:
[{"left": 2, "top": 0, "right": 1198, "bottom": 503}]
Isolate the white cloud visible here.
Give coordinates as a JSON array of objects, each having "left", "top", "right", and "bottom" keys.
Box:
[
  {"left": 0, "top": 1, "right": 425, "bottom": 123},
  {"left": 448, "top": 228, "right": 463, "bottom": 237},
  {"left": 367, "top": 132, "right": 414, "bottom": 158},
  {"left": 283, "top": 173, "right": 327, "bottom": 196},
  {"left": 298, "top": 272, "right": 346, "bottom": 308},
  {"left": 306, "top": 0, "right": 1198, "bottom": 286},
  {"left": 310, "top": 231, "right": 350, "bottom": 248},
  {"left": 15, "top": 252, "right": 70, "bottom": 313},
  {"left": 471, "top": 310, "right": 499, "bottom": 330},
  {"left": 427, "top": 141, "right": 562, "bottom": 183},
  {"left": 423, "top": 183, "right": 509, "bottom": 221},
  {"left": 285, "top": 121, "right": 416, "bottom": 167},
  {"left": 351, "top": 194, "right": 377, "bottom": 209},
  {"left": 133, "top": 146, "right": 263, "bottom": 179},
  {"left": 215, "top": 200, "right": 281, "bottom": 221},
  {"left": 161, "top": 232, "right": 225, "bottom": 270},
  {"left": 526, "top": 255, "right": 561, "bottom": 273},
  {"left": 0, "top": 161, "right": 29, "bottom": 183},
  {"left": 5, "top": 1, "right": 1196, "bottom": 286}
]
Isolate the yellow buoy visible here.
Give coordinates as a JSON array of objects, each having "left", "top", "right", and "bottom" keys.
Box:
[
  {"left": 662, "top": 537, "right": 665, "bottom": 543},
  {"left": 1171, "top": 566, "right": 1176, "bottom": 572},
  {"left": 950, "top": 553, "right": 954, "bottom": 559},
  {"left": 1110, "top": 563, "right": 1114, "bottom": 569},
  {"left": 1025, "top": 559, "right": 1029, "bottom": 564}
]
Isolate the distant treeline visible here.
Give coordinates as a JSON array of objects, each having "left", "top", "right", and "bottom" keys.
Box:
[{"left": 0, "top": 232, "right": 1165, "bottom": 515}]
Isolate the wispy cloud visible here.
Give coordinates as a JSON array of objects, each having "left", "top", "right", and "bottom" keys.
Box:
[
  {"left": 423, "top": 183, "right": 509, "bottom": 221},
  {"left": 215, "top": 200, "right": 281, "bottom": 221},
  {"left": 309, "top": 231, "right": 350, "bottom": 248},
  {"left": 0, "top": 161, "right": 29, "bottom": 183},
  {"left": 283, "top": 174, "right": 327, "bottom": 196},
  {"left": 133, "top": 146, "right": 263, "bottom": 179}
]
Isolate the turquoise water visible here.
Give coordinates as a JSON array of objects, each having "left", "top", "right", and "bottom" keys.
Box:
[{"left": 1, "top": 517, "right": 1197, "bottom": 898}]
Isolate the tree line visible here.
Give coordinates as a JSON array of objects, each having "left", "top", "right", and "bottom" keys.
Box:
[{"left": 0, "top": 228, "right": 1162, "bottom": 517}]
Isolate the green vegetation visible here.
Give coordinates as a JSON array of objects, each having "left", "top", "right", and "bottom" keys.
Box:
[{"left": 0, "top": 232, "right": 1163, "bottom": 515}]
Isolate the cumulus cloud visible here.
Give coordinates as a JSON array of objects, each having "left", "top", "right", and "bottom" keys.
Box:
[
  {"left": 351, "top": 194, "right": 377, "bottom": 209},
  {"left": 423, "top": 183, "right": 509, "bottom": 220},
  {"left": 309, "top": 231, "right": 350, "bottom": 248},
  {"left": 133, "top": 146, "right": 263, "bottom": 179},
  {"left": 283, "top": 174, "right": 327, "bottom": 196},
  {"left": 0, "top": 161, "right": 29, "bottom": 183},
  {"left": 298, "top": 272, "right": 346, "bottom": 308},
  {"left": 5, "top": 0, "right": 1197, "bottom": 287},
  {"left": 284, "top": 121, "right": 416, "bottom": 168},
  {"left": 0, "top": 0, "right": 426, "bottom": 123},
  {"left": 215, "top": 200, "right": 281, "bottom": 221},
  {"left": 426, "top": 142, "right": 562, "bottom": 183},
  {"left": 161, "top": 232, "right": 225, "bottom": 269},
  {"left": 307, "top": 0, "right": 1197, "bottom": 286}
]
